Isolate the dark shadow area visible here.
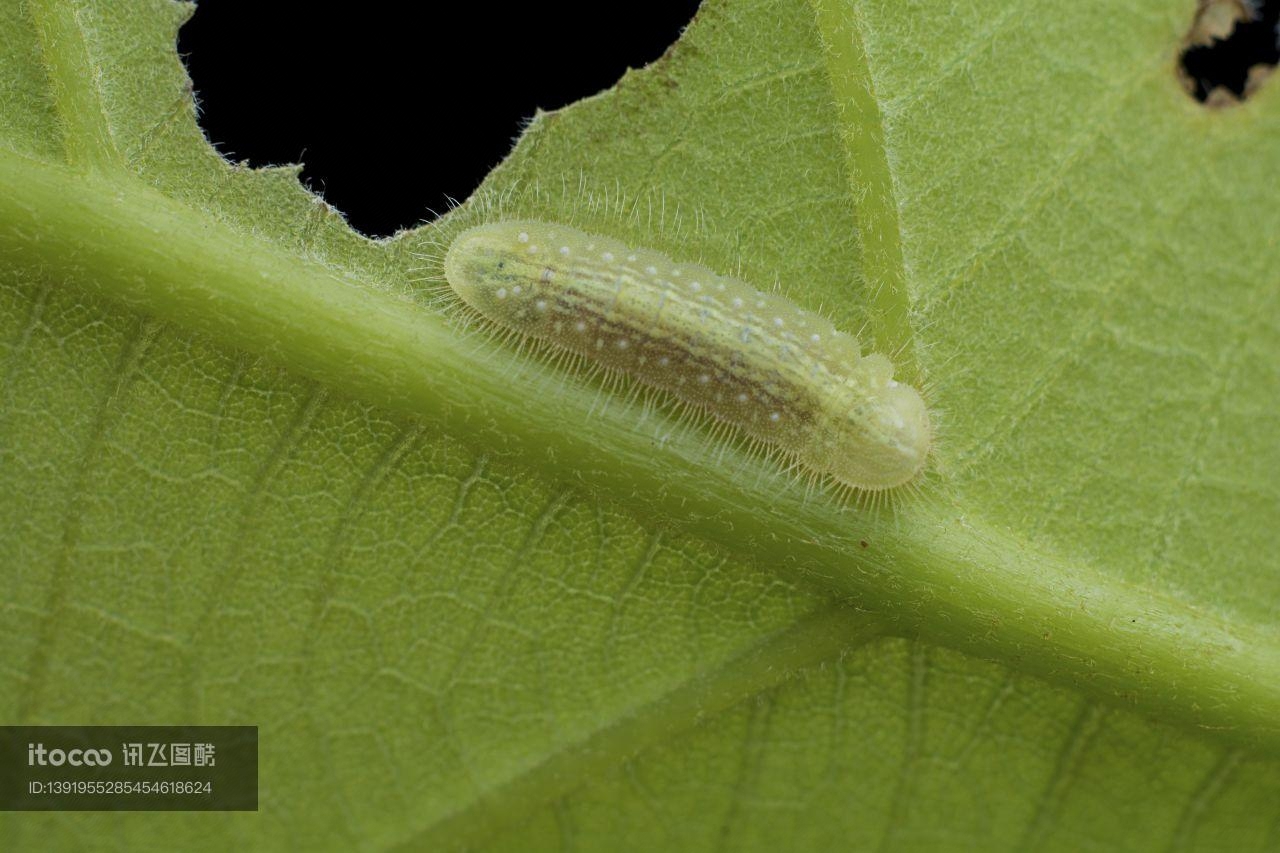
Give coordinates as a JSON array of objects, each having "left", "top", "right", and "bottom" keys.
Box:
[
  {"left": 179, "top": 4, "right": 702, "bottom": 237},
  {"left": 1179, "top": 0, "right": 1279, "bottom": 104}
]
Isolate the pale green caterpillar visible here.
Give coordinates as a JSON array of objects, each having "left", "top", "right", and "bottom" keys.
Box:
[{"left": 444, "top": 220, "right": 931, "bottom": 491}]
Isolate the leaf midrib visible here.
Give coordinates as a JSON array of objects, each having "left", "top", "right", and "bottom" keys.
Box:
[{"left": 2, "top": 151, "right": 1278, "bottom": 753}]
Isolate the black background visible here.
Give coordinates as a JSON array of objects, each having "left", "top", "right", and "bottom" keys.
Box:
[
  {"left": 178, "top": 2, "right": 1274, "bottom": 240},
  {"left": 179, "top": 3, "right": 702, "bottom": 238},
  {"left": 1179, "top": 1, "right": 1280, "bottom": 103}
]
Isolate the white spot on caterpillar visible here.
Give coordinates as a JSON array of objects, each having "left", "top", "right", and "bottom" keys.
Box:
[{"left": 444, "top": 220, "right": 932, "bottom": 490}]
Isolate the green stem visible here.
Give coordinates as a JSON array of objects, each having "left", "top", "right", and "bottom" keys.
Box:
[{"left": 1, "top": 151, "right": 1277, "bottom": 750}]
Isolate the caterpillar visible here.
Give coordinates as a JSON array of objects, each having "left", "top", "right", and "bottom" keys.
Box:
[{"left": 444, "top": 219, "right": 931, "bottom": 491}]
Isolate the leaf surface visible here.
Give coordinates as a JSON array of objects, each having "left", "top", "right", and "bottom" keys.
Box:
[{"left": 2, "top": 1, "right": 1279, "bottom": 850}]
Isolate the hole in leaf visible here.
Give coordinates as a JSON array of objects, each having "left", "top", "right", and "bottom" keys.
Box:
[
  {"left": 179, "top": 3, "right": 702, "bottom": 238},
  {"left": 1179, "top": 0, "right": 1279, "bottom": 105}
]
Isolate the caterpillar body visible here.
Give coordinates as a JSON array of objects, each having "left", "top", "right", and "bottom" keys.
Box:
[{"left": 444, "top": 220, "right": 931, "bottom": 491}]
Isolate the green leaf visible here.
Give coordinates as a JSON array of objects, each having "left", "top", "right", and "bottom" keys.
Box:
[{"left": 2, "top": 0, "right": 1279, "bottom": 850}]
